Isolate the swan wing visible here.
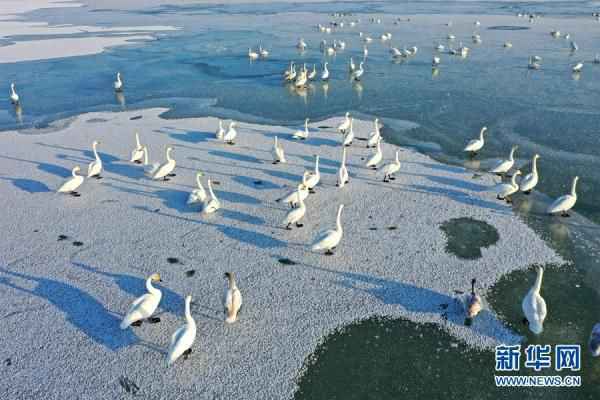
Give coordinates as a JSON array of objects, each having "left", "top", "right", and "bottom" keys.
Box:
[
  {"left": 58, "top": 176, "right": 83, "bottom": 193},
  {"left": 120, "top": 293, "right": 157, "bottom": 329},
  {"left": 547, "top": 195, "right": 574, "bottom": 214},
  {"left": 463, "top": 139, "right": 480, "bottom": 151},
  {"left": 490, "top": 159, "right": 512, "bottom": 173},
  {"left": 312, "top": 229, "right": 336, "bottom": 250}
]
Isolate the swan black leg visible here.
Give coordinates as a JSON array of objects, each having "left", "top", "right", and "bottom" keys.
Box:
[
  {"left": 286, "top": 224, "right": 292, "bottom": 230},
  {"left": 71, "top": 192, "right": 81, "bottom": 197},
  {"left": 389, "top": 176, "right": 396, "bottom": 180},
  {"left": 168, "top": 173, "right": 176, "bottom": 177},
  {"left": 325, "top": 250, "right": 334, "bottom": 256},
  {"left": 183, "top": 348, "right": 192, "bottom": 360},
  {"left": 296, "top": 222, "right": 303, "bottom": 228},
  {"left": 148, "top": 317, "right": 161, "bottom": 324},
  {"left": 131, "top": 320, "right": 143, "bottom": 327}
]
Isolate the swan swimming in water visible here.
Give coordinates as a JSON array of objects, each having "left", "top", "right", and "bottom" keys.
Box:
[
  {"left": 9, "top": 83, "right": 19, "bottom": 104},
  {"left": 130, "top": 132, "right": 144, "bottom": 164},
  {"left": 352, "top": 62, "right": 364, "bottom": 81},
  {"left": 297, "top": 38, "right": 307, "bottom": 51},
  {"left": 349, "top": 57, "right": 356, "bottom": 73},
  {"left": 187, "top": 171, "right": 207, "bottom": 205},
  {"left": 432, "top": 56, "right": 441, "bottom": 66},
  {"left": 248, "top": 48, "right": 259, "bottom": 60},
  {"left": 547, "top": 176, "right": 578, "bottom": 217},
  {"left": 283, "top": 186, "right": 306, "bottom": 229},
  {"left": 120, "top": 273, "right": 162, "bottom": 329},
  {"left": 495, "top": 170, "right": 521, "bottom": 203},
  {"left": 223, "top": 122, "right": 237, "bottom": 144},
  {"left": 520, "top": 154, "right": 540, "bottom": 194},
  {"left": 337, "top": 112, "right": 351, "bottom": 133},
  {"left": 114, "top": 72, "right": 123, "bottom": 92},
  {"left": 166, "top": 295, "right": 196, "bottom": 366},
  {"left": 572, "top": 62, "right": 583, "bottom": 73},
  {"left": 321, "top": 62, "right": 330, "bottom": 81},
  {"left": 342, "top": 118, "right": 354, "bottom": 147},
  {"left": 311, "top": 204, "right": 344, "bottom": 255},
  {"left": 463, "top": 126, "right": 488, "bottom": 156},
  {"left": 381, "top": 151, "right": 400, "bottom": 182},
  {"left": 308, "top": 64, "right": 317, "bottom": 80},
  {"left": 490, "top": 145, "right": 518, "bottom": 175},
  {"left": 528, "top": 56, "right": 542, "bottom": 70},
  {"left": 293, "top": 118, "right": 309, "bottom": 140},
  {"left": 259, "top": 45, "right": 269, "bottom": 58},
  {"left": 366, "top": 137, "right": 383, "bottom": 169},
  {"left": 202, "top": 179, "right": 221, "bottom": 214},
  {"left": 57, "top": 166, "right": 84, "bottom": 196},
  {"left": 272, "top": 136, "right": 286, "bottom": 164},
  {"left": 149, "top": 146, "right": 176, "bottom": 181},
  {"left": 87, "top": 140, "right": 103, "bottom": 179},
  {"left": 224, "top": 272, "right": 243, "bottom": 323},
  {"left": 522, "top": 266, "right": 547, "bottom": 335},
  {"left": 337, "top": 147, "right": 349, "bottom": 188}
]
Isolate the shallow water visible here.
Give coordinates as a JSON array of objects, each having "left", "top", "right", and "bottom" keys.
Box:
[{"left": 2, "top": 0, "right": 600, "bottom": 397}]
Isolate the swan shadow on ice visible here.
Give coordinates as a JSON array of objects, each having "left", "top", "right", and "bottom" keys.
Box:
[
  {"left": 0, "top": 267, "right": 138, "bottom": 351},
  {"left": 232, "top": 175, "right": 281, "bottom": 190},
  {"left": 155, "top": 127, "right": 212, "bottom": 144},
  {"left": 0, "top": 154, "right": 71, "bottom": 178},
  {"left": 0, "top": 176, "right": 50, "bottom": 193},
  {"left": 208, "top": 149, "right": 262, "bottom": 165},
  {"left": 406, "top": 184, "right": 510, "bottom": 213}
]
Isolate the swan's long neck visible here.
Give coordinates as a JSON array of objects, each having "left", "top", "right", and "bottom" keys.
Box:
[
  {"left": 533, "top": 268, "right": 544, "bottom": 293},
  {"left": 509, "top": 147, "right": 516, "bottom": 161},
  {"left": 395, "top": 151, "right": 399, "bottom": 165},
  {"left": 10, "top": 84, "right": 16, "bottom": 95},
  {"left": 324, "top": 63, "right": 328, "bottom": 72},
  {"left": 336, "top": 206, "right": 344, "bottom": 232},
  {"left": 532, "top": 157, "right": 538, "bottom": 175},
  {"left": 184, "top": 297, "right": 194, "bottom": 325},
  {"left": 92, "top": 142, "right": 99, "bottom": 160},
  {"left": 305, "top": 119, "right": 309, "bottom": 132},
  {"left": 72, "top": 168, "right": 79, "bottom": 177},
  {"left": 479, "top": 128, "right": 486, "bottom": 141},
  {"left": 342, "top": 148, "right": 347, "bottom": 166},
  {"left": 571, "top": 178, "right": 578, "bottom": 197},
  {"left": 196, "top": 174, "right": 204, "bottom": 190},
  {"left": 208, "top": 180, "right": 217, "bottom": 199},
  {"left": 315, "top": 157, "right": 320, "bottom": 174},
  {"left": 228, "top": 275, "right": 237, "bottom": 291},
  {"left": 135, "top": 133, "right": 141, "bottom": 148},
  {"left": 349, "top": 118, "right": 354, "bottom": 134},
  {"left": 143, "top": 147, "right": 148, "bottom": 165},
  {"left": 166, "top": 148, "right": 173, "bottom": 162},
  {"left": 275, "top": 136, "right": 278, "bottom": 148},
  {"left": 376, "top": 139, "right": 382, "bottom": 154},
  {"left": 298, "top": 187, "right": 305, "bottom": 207},
  {"left": 511, "top": 173, "right": 519, "bottom": 187},
  {"left": 146, "top": 277, "right": 160, "bottom": 296}
]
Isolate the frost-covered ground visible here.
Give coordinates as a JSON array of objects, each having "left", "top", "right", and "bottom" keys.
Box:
[{"left": 0, "top": 108, "right": 562, "bottom": 399}]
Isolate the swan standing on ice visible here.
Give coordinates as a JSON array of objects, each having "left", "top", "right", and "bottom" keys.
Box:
[
  {"left": 187, "top": 171, "right": 207, "bottom": 205},
  {"left": 57, "top": 166, "right": 84, "bottom": 196},
  {"left": 305, "top": 155, "right": 321, "bottom": 193},
  {"left": 120, "top": 273, "right": 162, "bottom": 329},
  {"left": 490, "top": 145, "right": 518, "bottom": 175},
  {"left": 495, "top": 170, "right": 521, "bottom": 203},
  {"left": 366, "top": 137, "right": 383, "bottom": 169},
  {"left": 149, "top": 146, "right": 176, "bottom": 181},
  {"left": 272, "top": 136, "right": 286, "bottom": 164},
  {"left": 9, "top": 83, "right": 19, "bottom": 104},
  {"left": 215, "top": 120, "right": 225, "bottom": 140},
  {"left": 367, "top": 118, "right": 381, "bottom": 148},
  {"left": 283, "top": 186, "right": 306, "bottom": 229},
  {"left": 248, "top": 48, "right": 259, "bottom": 60},
  {"left": 224, "top": 122, "right": 237, "bottom": 145},
  {"left": 590, "top": 323, "right": 600, "bottom": 357},
  {"left": 321, "top": 63, "right": 330, "bottom": 81},
  {"left": 277, "top": 176, "right": 309, "bottom": 208},
  {"left": 337, "top": 147, "right": 349, "bottom": 188},
  {"left": 464, "top": 278, "right": 482, "bottom": 326},
  {"left": 293, "top": 118, "right": 309, "bottom": 140},
  {"left": 522, "top": 266, "right": 547, "bottom": 335},
  {"left": 547, "top": 176, "right": 578, "bottom": 217},
  {"left": 114, "top": 72, "right": 123, "bottom": 92},
  {"left": 463, "top": 127, "right": 487, "bottom": 156},
  {"left": 167, "top": 295, "right": 196, "bottom": 366},
  {"left": 311, "top": 204, "right": 344, "bottom": 255},
  {"left": 130, "top": 132, "right": 144, "bottom": 163},
  {"left": 87, "top": 140, "right": 103, "bottom": 179},
  {"left": 381, "top": 151, "right": 400, "bottom": 182},
  {"left": 342, "top": 118, "right": 354, "bottom": 147},
  {"left": 520, "top": 154, "right": 540, "bottom": 194},
  {"left": 202, "top": 179, "right": 221, "bottom": 214},
  {"left": 337, "top": 112, "right": 351, "bottom": 133},
  {"left": 224, "top": 272, "right": 242, "bottom": 323}
]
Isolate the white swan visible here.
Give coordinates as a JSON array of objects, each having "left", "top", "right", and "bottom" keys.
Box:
[
  {"left": 522, "top": 266, "right": 547, "bottom": 335},
  {"left": 9, "top": 83, "right": 19, "bottom": 104},
  {"left": 277, "top": 179, "right": 309, "bottom": 208},
  {"left": 547, "top": 176, "right": 578, "bottom": 216},
  {"left": 311, "top": 204, "right": 344, "bottom": 255},
  {"left": 342, "top": 118, "right": 354, "bottom": 147},
  {"left": 367, "top": 118, "right": 381, "bottom": 148},
  {"left": 272, "top": 136, "right": 286, "bottom": 164},
  {"left": 130, "top": 132, "right": 144, "bottom": 163},
  {"left": 284, "top": 62, "right": 296, "bottom": 81},
  {"left": 297, "top": 38, "right": 307, "bottom": 51},
  {"left": 114, "top": 72, "right": 123, "bottom": 92},
  {"left": 57, "top": 166, "right": 84, "bottom": 196},
  {"left": 120, "top": 273, "right": 162, "bottom": 329},
  {"left": 187, "top": 171, "right": 207, "bottom": 205},
  {"left": 248, "top": 48, "right": 259, "bottom": 60},
  {"left": 202, "top": 179, "right": 221, "bottom": 214},
  {"left": 305, "top": 155, "right": 320, "bottom": 192},
  {"left": 293, "top": 118, "right": 309, "bottom": 140},
  {"left": 572, "top": 62, "right": 583, "bottom": 73},
  {"left": 464, "top": 278, "right": 482, "bottom": 325},
  {"left": 432, "top": 56, "right": 441, "bottom": 66},
  {"left": 504, "top": 41, "right": 513, "bottom": 48},
  {"left": 150, "top": 146, "right": 176, "bottom": 181},
  {"left": 366, "top": 137, "right": 383, "bottom": 169},
  {"left": 495, "top": 170, "right": 521, "bottom": 202},
  {"left": 224, "top": 272, "right": 242, "bottom": 323},
  {"left": 520, "top": 154, "right": 540, "bottom": 194},
  {"left": 295, "top": 69, "right": 308, "bottom": 88},
  {"left": 363, "top": 45, "right": 369, "bottom": 58},
  {"left": 349, "top": 57, "right": 356, "bottom": 73},
  {"left": 223, "top": 122, "right": 237, "bottom": 144},
  {"left": 352, "top": 62, "right": 364, "bottom": 81},
  {"left": 166, "top": 295, "right": 196, "bottom": 366},
  {"left": 381, "top": 151, "right": 400, "bottom": 182},
  {"left": 490, "top": 145, "right": 518, "bottom": 175},
  {"left": 259, "top": 46, "right": 269, "bottom": 58},
  {"left": 463, "top": 126, "right": 487, "bottom": 155},
  {"left": 215, "top": 120, "right": 225, "bottom": 140},
  {"left": 321, "top": 62, "right": 330, "bottom": 81},
  {"left": 142, "top": 146, "right": 160, "bottom": 177},
  {"left": 528, "top": 56, "right": 541, "bottom": 70},
  {"left": 87, "top": 140, "right": 103, "bottom": 179},
  {"left": 308, "top": 65, "right": 317, "bottom": 80},
  {"left": 337, "top": 112, "right": 351, "bottom": 133},
  {"left": 283, "top": 186, "right": 306, "bottom": 229},
  {"left": 337, "top": 147, "right": 349, "bottom": 188},
  {"left": 590, "top": 323, "right": 600, "bottom": 357}
]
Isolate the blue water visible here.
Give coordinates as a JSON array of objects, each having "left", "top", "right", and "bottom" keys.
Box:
[{"left": 2, "top": 1, "right": 600, "bottom": 397}]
